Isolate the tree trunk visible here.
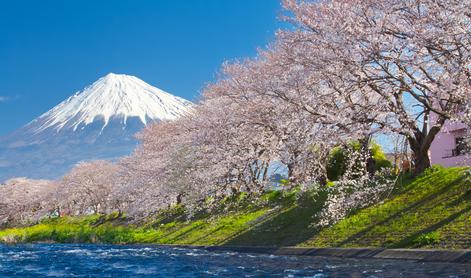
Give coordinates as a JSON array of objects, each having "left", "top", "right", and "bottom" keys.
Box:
[
  {"left": 366, "top": 154, "right": 376, "bottom": 177},
  {"left": 287, "top": 162, "right": 296, "bottom": 183},
  {"left": 359, "top": 135, "right": 375, "bottom": 177},
  {"left": 408, "top": 115, "right": 445, "bottom": 176},
  {"left": 176, "top": 193, "right": 183, "bottom": 205},
  {"left": 413, "top": 150, "right": 431, "bottom": 176}
]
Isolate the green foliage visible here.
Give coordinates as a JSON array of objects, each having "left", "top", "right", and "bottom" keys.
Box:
[
  {"left": 370, "top": 142, "right": 392, "bottom": 170},
  {"left": 326, "top": 181, "right": 336, "bottom": 187},
  {"left": 326, "top": 146, "right": 347, "bottom": 181},
  {"left": 326, "top": 141, "right": 391, "bottom": 181},
  {"left": 261, "top": 190, "right": 283, "bottom": 204},
  {"left": 279, "top": 179, "right": 290, "bottom": 186}
]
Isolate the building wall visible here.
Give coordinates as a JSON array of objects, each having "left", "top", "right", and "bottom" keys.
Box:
[{"left": 429, "top": 121, "right": 471, "bottom": 167}]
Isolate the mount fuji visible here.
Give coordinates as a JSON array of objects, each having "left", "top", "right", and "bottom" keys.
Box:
[{"left": 0, "top": 73, "right": 193, "bottom": 182}]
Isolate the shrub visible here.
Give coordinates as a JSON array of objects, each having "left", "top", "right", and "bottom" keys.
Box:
[
  {"left": 326, "top": 141, "right": 391, "bottom": 181},
  {"left": 326, "top": 146, "right": 348, "bottom": 181}
]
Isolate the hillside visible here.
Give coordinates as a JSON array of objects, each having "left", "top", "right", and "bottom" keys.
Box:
[{"left": 1, "top": 167, "right": 469, "bottom": 249}]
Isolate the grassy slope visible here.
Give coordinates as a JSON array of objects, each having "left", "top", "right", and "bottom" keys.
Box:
[
  {"left": 1, "top": 167, "right": 470, "bottom": 248},
  {"left": 303, "top": 167, "right": 471, "bottom": 249}
]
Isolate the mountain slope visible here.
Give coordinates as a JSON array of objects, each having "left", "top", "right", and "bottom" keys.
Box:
[{"left": 0, "top": 73, "right": 193, "bottom": 181}]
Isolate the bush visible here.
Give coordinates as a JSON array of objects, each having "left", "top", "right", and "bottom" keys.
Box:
[
  {"left": 326, "top": 141, "right": 392, "bottom": 181},
  {"left": 326, "top": 146, "right": 348, "bottom": 181}
]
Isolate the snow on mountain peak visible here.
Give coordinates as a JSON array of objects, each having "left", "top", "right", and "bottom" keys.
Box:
[{"left": 33, "top": 73, "right": 193, "bottom": 132}]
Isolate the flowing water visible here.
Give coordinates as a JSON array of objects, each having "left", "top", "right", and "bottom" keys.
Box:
[{"left": 0, "top": 244, "right": 469, "bottom": 277}]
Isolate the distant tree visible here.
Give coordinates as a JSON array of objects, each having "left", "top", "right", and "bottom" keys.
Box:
[
  {"left": 0, "top": 178, "right": 58, "bottom": 226},
  {"left": 59, "top": 160, "right": 118, "bottom": 215}
]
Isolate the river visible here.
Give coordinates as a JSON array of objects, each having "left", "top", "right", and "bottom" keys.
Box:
[{"left": 0, "top": 244, "right": 469, "bottom": 277}]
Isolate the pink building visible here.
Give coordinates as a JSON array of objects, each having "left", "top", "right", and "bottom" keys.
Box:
[{"left": 429, "top": 120, "right": 471, "bottom": 167}]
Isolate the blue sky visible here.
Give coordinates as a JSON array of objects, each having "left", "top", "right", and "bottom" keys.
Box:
[{"left": 0, "top": 0, "right": 281, "bottom": 135}]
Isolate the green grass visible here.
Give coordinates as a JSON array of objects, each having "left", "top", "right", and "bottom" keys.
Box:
[
  {"left": 1, "top": 167, "right": 470, "bottom": 249},
  {"left": 0, "top": 209, "right": 270, "bottom": 245},
  {"left": 302, "top": 167, "right": 471, "bottom": 249}
]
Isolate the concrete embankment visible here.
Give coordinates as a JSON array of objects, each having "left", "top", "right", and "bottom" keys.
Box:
[{"left": 169, "top": 245, "right": 471, "bottom": 264}]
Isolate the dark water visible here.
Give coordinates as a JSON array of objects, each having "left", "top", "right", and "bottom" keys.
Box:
[{"left": 0, "top": 244, "right": 469, "bottom": 277}]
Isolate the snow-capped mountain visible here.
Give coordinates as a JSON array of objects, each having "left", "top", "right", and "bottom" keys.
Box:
[{"left": 0, "top": 73, "right": 193, "bottom": 182}]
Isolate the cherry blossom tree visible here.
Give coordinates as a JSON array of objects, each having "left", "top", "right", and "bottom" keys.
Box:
[
  {"left": 315, "top": 150, "right": 395, "bottom": 227},
  {"left": 115, "top": 119, "right": 197, "bottom": 218},
  {"left": 0, "top": 178, "right": 58, "bottom": 227},
  {"left": 58, "top": 160, "right": 119, "bottom": 215},
  {"left": 205, "top": 56, "right": 364, "bottom": 186},
  {"left": 120, "top": 96, "right": 280, "bottom": 218},
  {"left": 279, "top": 0, "right": 471, "bottom": 175}
]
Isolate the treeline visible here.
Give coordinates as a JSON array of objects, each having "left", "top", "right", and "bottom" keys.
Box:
[{"left": 1, "top": 0, "right": 470, "bottom": 228}]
